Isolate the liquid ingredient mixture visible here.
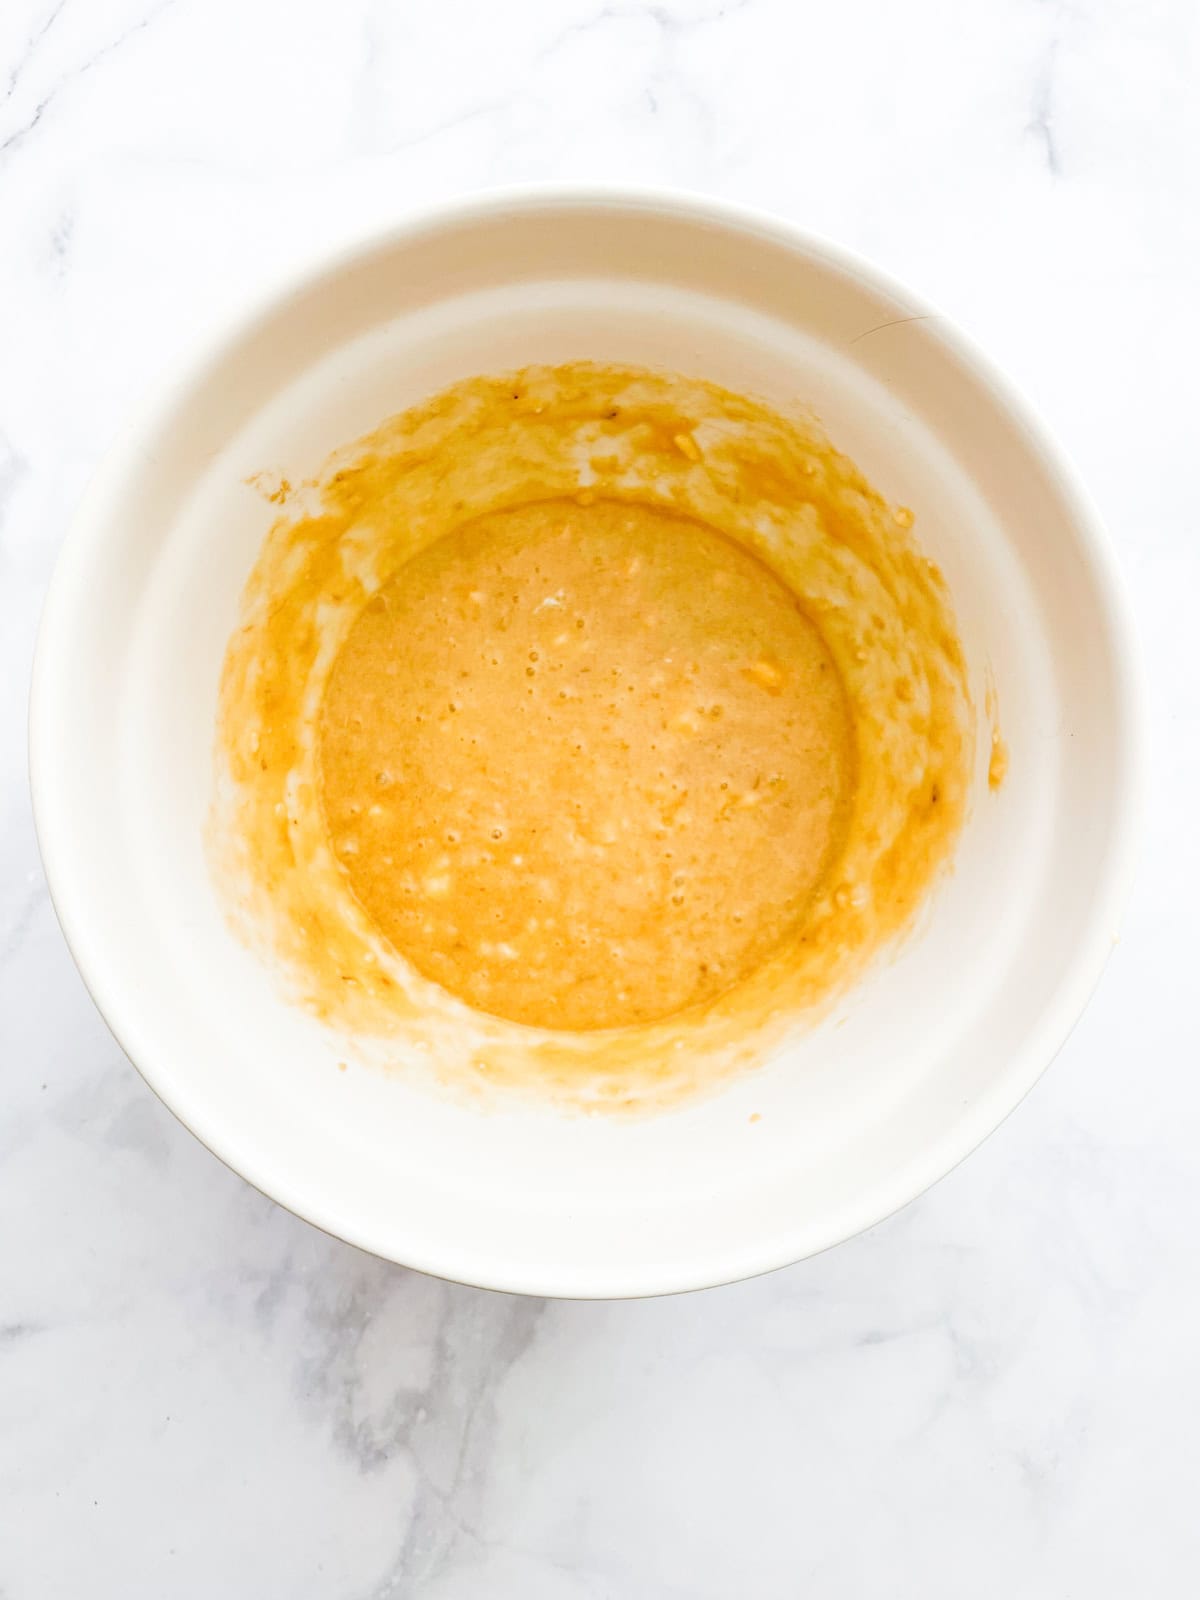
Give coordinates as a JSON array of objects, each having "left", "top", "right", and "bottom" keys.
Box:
[
  {"left": 319, "top": 499, "right": 853, "bottom": 1030},
  {"left": 213, "top": 362, "right": 974, "bottom": 1112}
]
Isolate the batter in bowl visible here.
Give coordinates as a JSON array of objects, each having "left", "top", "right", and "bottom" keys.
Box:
[
  {"left": 213, "top": 362, "right": 973, "bottom": 1111},
  {"left": 319, "top": 498, "right": 853, "bottom": 1030}
]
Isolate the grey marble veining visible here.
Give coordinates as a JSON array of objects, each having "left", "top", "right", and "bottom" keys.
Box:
[{"left": 1, "top": 0, "right": 1197, "bottom": 1594}]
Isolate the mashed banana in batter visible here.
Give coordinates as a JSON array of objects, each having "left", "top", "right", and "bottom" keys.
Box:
[{"left": 213, "top": 363, "right": 974, "bottom": 1111}]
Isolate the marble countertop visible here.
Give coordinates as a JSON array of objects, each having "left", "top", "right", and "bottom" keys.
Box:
[{"left": 2, "top": 1, "right": 1196, "bottom": 1594}]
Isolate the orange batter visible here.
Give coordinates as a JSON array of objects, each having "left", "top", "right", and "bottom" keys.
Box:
[
  {"left": 319, "top": 499, "right": 853, "bottom": 1029},
  {"left": 212, "top": 362, "right": 975, "bottom": 1113}
]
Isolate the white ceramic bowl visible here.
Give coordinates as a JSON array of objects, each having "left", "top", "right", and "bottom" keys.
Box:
[{"left": 31, "top": 189, "right": 1143, "bottom": 1297}]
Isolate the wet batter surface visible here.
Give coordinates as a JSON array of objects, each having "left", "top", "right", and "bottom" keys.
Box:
[
  {"left": 319, "top": 499, "right": 852, "bottom": 1030},
  {"left": 213, "top": 362, "right": 975, "bottom": 1113}
]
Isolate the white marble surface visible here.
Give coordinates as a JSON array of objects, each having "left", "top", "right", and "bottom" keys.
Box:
[{"left": 1, "top": 0, "right": 1197, "bottom": 1593}]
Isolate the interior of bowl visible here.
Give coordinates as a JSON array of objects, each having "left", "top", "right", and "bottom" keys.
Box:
[{"left": 31, "top": 192, "right": 1142, "bottom": 1296}]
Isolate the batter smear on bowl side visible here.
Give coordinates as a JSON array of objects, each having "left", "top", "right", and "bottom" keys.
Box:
[{"left": 212, "top": 363, "right": 974, "bottom": 1111}]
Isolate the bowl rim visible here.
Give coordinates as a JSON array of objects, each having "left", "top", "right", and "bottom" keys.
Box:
[{"left": 29, "top": 183, "right": 1148, "bottom": 1298}]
